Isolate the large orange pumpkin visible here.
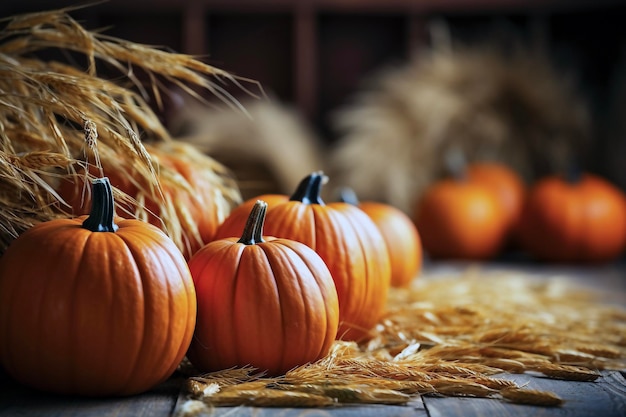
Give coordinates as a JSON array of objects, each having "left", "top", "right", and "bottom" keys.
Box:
[
  {"left": 517, "top": 173, "right": 626, "bottom": 263},
  {"left": 59, "top": 141, "right": 237, "bottom": 259},
  {"left": 187, "top": 200, "right": 339, "bottom": 376},
  {"left": 262, "top": 172, "right": 391, "bottom": 342},
  {"left": 0, "top": 178, "right": 196, "bottom": 396},
  {"left": 414, "top": 178, "right": 508, "bottom": 260},
  {"left": 340, "top": 188, "right": 422, "bottom": 288}
]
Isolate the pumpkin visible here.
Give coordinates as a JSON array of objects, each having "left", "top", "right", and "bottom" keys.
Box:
[
  {"left": 0, "top": 178, "right": 196, "bottom": 396},
  {"left": 187, "top": 200, "right": 339, "bottom": 376},
  {"left": 261, "top": 172, "right": 391, "bottom": 342},
  {"left": 214, "top": 193, "right": 289, "bottom": 240},
  {"left": 466, "top": 162, "right": 526, "bottom": 242},
  {"left": 517, "top": 173, "right": 626, "bottom": 263},
  {"left": 414, "top": 178, "right": 508, "bottom": 260},
  {"left": 340, "top": 188, "right": 422, "bottom": 288},
  {"left": 59, "top": 141, "right": 238, "bottom": 259}
]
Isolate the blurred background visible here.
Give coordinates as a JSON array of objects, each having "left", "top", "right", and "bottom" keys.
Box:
[{"left": 2, "top": 0, "right": 625, "bottom": 202}]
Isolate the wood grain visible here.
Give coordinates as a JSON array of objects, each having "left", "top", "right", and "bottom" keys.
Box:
[{"left": 0, "top": 370, "right": 181, "bottom": 417}]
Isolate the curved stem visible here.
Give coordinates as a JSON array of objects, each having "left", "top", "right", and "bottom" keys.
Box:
[
  {"left": 237, "top": 200, "right": 267, "bottom": 245},
  {"left": 289, "top": 171, "right": 326, "bottom": 205},
  {"left": 82, "top": 177, "right": 119, "bottom": 232}
]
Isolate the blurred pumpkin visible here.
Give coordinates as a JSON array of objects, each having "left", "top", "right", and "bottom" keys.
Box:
[
  {"left": 340, "top": 188, "right": 422, "bottom": 287},
  {"left": 414, "top": 178, "right": 508, "bottom": 260},
  {"left": 517, "top": 173, "right": 626, "bottom": 263},
  {"left": 59, "top": 141, "right": 238, "bottom": 259},
  {"left": 262, "top": 172, "right": 391, "bottom": 342},
  {"left": 0, "top": 178, "right": 196, "bottom": 396},
  {"left": 187, "top": 200, "right": 339, "bottom": 376},
  {"left": 466, "top": 162, "right": 526, "bottom": 242}
]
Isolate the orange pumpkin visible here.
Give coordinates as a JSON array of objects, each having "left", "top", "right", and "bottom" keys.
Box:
[
  {"left": 415, "top": 178, "right": 508, "bottom": 260},
  {"left": 59, "top": 141, "right": 237, "bottom": 259},
  {"left": 187, "top": 200, "right": 339, "bottom": 376},
  {"left": 262, "top": 172, "right": 391, "bottom": 342},
  {"left": 466, "top": 162, "right": 526, "bottom": 241},
  {"left": 517, "top": 173, "right": 626, "bottom": 263},
  {"left": 340, "top": 188, "right": 422, "bottom": 288},
  {"left": 0, "top": 178, "right": 196, "bottom": 396},
  {"left": 214, "top": 193, "right": 289, "bottom": 239}
]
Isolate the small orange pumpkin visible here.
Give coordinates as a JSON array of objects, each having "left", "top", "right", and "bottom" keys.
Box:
[
  {"left": 262, "top": 172, "right": 391, "bottom": 342},
  {"left": 518, "top": 173, "right": 626, "bottom": 263},
  {"left": 0, "top": 178, "right": 196, "bottom": 396},
  {"left": 340, "top": 188, "right": 422, "bottom": 288},
  {"left": 187, "top": 200, "right": 339, "bottom": 376}
]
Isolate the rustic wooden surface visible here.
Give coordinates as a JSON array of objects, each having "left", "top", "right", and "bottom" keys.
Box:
[{"left": 1, "top": 260, "right": 625, "bottom": 417}]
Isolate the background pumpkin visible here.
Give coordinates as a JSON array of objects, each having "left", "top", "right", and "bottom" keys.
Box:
[
  {"left": 0, "top": 178, "right": 197, "bottom": 396},
  {"left": 59, "top": 141, "right": 239, "bottom": 259},
  {"left": 187, "top": 200, "right": 339, "bottom": 376},
  {"left": 340, "top": 188, "right": 422, "bottom": 288},
  {"left": 517, "top": 173, "right": 626, "bottom": 263},
  {"left": 414, "top": 178, "right": 508, "bottom": 260},
  {"left": 214, "top": 193, "right": 289, "bottom": 240},
  {"left": 262, "top": 172, "right": 391, "bottom": 342},
  {"left": 466, "top": 162, "right": 526, "bottom": 243}
]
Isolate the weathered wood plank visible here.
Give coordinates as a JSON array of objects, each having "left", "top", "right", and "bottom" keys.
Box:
[
  {"left": 173, "top": 397, "right": 426, "bottom": 417},
  {"left": 424, "top": 371, "right": 626, "bottom": 417},
  {"left": 0, "top": 370, "right": 181, "bottom": 417}
]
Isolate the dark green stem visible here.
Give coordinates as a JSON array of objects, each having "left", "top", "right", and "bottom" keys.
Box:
[
  {"left": 82, "top": 177, "right": 119, "bottom": 232},
  {"left": 237, "top": 200, "right": 267, "bottom": 245},
  {"left": 289, "top": 171, "right": 326, "bottom": 205}
]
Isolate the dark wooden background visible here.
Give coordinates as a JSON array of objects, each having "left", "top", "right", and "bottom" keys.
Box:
[{"left": 2, "top": 0, "right": 626, "bottom": 192}]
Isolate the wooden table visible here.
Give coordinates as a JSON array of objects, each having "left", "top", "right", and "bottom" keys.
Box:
[{"left": 1, "top": 260, "right": 625, "bottom": 417}]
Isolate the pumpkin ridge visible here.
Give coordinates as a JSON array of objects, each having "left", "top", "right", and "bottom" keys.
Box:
[
  {"left": 319, "top": 206, "right": 356, "bottom": 323},
  {"left": 101, "top": 232, "right": 147, "bottom": 394},
  {"left": 277, "top": 239, "right": 338, "bottom": 359},
  {"left": 260, "top": 242, "right": 302, "bottom": 372},
  {"left": 344, "top": 203, "right": 391, "bottom": 339},
  {"left": 118, "top": 229, "right": 193, "bottom": 391},
  {"left": 212, "top": 242, "right": 245, "bottom": 369},
  {"left": 235, "top": 245, "right": 279, "bottom": 371},
  {"left": 56, "top": 227, "right": 96, "bottom": 392},
  {"left": 38, "top": 228, "right": 86, "bottom": 392},
  {"left": 336, "top": 205, "right": 373, "bottom": 335},
  {"left": 123, "top": 232, "right": 172, "bottom": 389}
]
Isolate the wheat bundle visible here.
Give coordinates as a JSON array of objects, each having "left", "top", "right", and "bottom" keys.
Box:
[
  {"left": 178, "top": 269, "right": 625, "bottom": 412},
  {"left": 327, "top": 46, "right": 591, "bottom": 214},
  {"left": 0, "top": 7, "right": 245, "bottom": 253}
]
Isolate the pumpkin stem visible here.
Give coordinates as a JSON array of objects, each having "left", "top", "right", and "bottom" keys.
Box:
[
  {"left": 338, "top": 187, "right": 360, "bottom": 206},
  {"left": 238, "top": 200, "right": 267, "bottom": 245},
  {"left": 82, "top": 177, "right": 119, "bottom": 233},
  {"left": 290, "top": 171, "right": 326, "bottom": 205},
  {"left": 444, "top": 147, "right": 467, "bottom": 181}
]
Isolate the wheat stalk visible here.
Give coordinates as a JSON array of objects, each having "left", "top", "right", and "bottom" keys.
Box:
[{"left": 0, "top": 6, "right": 249, "bottom": 253}]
